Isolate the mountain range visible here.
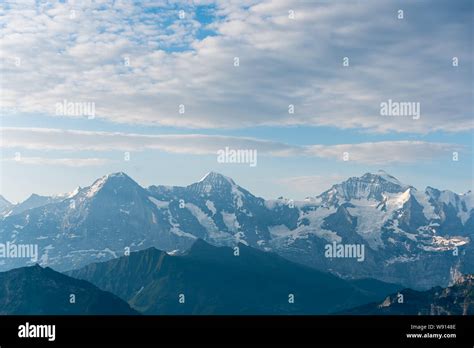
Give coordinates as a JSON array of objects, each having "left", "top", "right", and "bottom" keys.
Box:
[
  {"left": 0, "top": 239, "right": 470, "bottom": 316},
  {"left": 0, "top": 170, "right": 472, "bottom": 290},
  {"left": 67, "top": 239, "right": 402, "bottom": 315},
  {"left": 0, "top": 191, "right": 77, "bottom": 217}
]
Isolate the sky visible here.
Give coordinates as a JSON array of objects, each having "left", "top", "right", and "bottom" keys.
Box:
[{"left": 0, "top": 0, "right": 473, "bottom": 203}]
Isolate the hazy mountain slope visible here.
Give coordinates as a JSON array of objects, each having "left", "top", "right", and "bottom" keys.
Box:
[
  {"left": 0, "top": 195, "right": 12, "bottom": 216},
  {"left": 68, "top": 240, "right": 398, "bottom": 315},
  {"left": 0, "top": 265, "right": 138, "bottom": 315},
  {"left": 342, "top": 275, "right": 474, "bottom": 315}
]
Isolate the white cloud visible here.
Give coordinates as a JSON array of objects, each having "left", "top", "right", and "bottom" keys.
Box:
[
  {"left": 1, "top": 127, "right": 464, "bottom": 165},
  {"left": 276, "top": 174, "right": 347, "bottom": 197},
  {"left": 1, "top": 156, "right": 111, "bottom": 167},
  {"left": 307, "top": 141, "right": 464, "bottom": 165},
  {"left": 1, "top": 0, "right": 471, "bottom": 133},
  {"left": 0, "top": 127, "right": 300, "bottom": 155}
]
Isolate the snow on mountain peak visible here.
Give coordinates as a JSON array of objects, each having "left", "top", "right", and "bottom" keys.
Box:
[
  {"left": 373, "top": 170, "right": 403, "bottom": 186},
  {"left": 318, "top": 171, "right": 408, "bottom": 204},
  {"left": 108, "top": 172, "right": 128, "bottom": 178},
  {"left": 359, "top": 171, "right": 405, "bottom": 188},
  {"left": 198, "top": 171, "right": 235, "bottom": 185},
  {"left": 390, "top": 188, "right": 412, "bottom": 209},
  {"left": 67, "top": 186, "right": 81, "bottom": 198},
  {"left": 86, "top": 176, "right": 108, "bottom": 198},
  {"left": 84, "top": 172, "right": 138, "bottom": 198},
  {"left": 190, "top": 172, "right": 251, "bottom": 211},
  {"left": 54, "top": 186, "right": 81, "bottom": 200},
  {"left": 425, "top": 188, "right": 474, "bottom": 224},
  {"left": 191, "top": 172, "right": 237, "bottom": 194}
]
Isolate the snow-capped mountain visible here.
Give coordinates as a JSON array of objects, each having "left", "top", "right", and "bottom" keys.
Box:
[
  {"left": 148, "top": 171, "right": 273, "bottom": 247},
  {"left": 0, "top": 188, "right": 80, "bottom": 218},
  {"left": 2, "top": 194, "right": 60, "bottom": 217},
  {"left": 274, "top": 172, "right": 473, "bottom": 289},
  {"left": 0, "top": 171, "right": 472, "bottom": 289},
  {"left": 0, "top": 195, "right": 12, "bottom": 216},
  {"left": 318, "top": 170, "right": 410, "bottom": 205}
]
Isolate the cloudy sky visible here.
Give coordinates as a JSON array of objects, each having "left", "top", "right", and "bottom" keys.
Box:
[{"left": 0, "top": 0, "right": 472, "bottom": 202}]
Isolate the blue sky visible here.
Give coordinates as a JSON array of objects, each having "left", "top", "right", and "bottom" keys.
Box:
[{"left": 0, "top": 0, "right": 472, "bottom": 202}]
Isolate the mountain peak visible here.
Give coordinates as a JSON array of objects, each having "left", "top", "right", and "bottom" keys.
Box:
[
  {"left": 319, "top": 171, "right": 408, "bottom": 203},
  {"left": 198, "top": 171, "right": 235, "bottom": 185},
  {"left": 101, "top": 172, "right": 136, "bottom": 183},
  {"left": 55, "top": 186, "right": 81, "bottom": 199},
  {"left": 108, "top": 171, "right": 129, "bottom": 178},
  {"left": 188, "top": 238, "right": 217, "bottom": 254},
  {"left": 25, "top": 193, "right": 48, "bottom": 201},
  {"left": 84, "top": 172, "right": 141, "bottom": 198},
  {"left": 362, "top": 170, "right": 403, "bottom": 186},
  {"left": 16, "top": 194, "right": 55, "bottom": 210},
  {"left": 188, "top": 172, "right": 237, "bottom": 194}
]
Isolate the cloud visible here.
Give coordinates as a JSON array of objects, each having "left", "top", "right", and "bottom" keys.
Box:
[
  {"left": 1, "top": 0, "right": 471, "bottom": 133},
  {"left": 276, "top": 174, "right": 347, "bottom": 197},
  {"left": 1, "top": 127, "right": 464, "bottom": 165},
  {"left": 307, "top": 141, "right": 464, "bottom": 165},
  {"left": 0, "top": 127, "right": 299, "bottom": 155},
  {"left": 1, "top": 156, "right": 111, "bottom": 167}
]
